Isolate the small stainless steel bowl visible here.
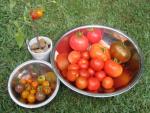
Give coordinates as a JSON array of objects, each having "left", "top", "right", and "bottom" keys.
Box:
[
  {"left": 8, "top": 60, "right": 60, "bottom": 108},
  {"left": 51, "top": 25, "right": 143, "bottom": 97}
]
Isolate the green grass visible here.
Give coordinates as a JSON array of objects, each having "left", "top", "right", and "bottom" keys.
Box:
[{"left": 0, "top": 0, "right": 150, "bottom": 113}]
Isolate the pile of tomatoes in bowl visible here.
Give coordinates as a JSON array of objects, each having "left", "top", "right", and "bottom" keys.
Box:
[
  {"left": 55, "top": 28, "right": 133, "bottom": 93},
  {"left": 12, "top": 71, "right": 56, "bottom": 104}
]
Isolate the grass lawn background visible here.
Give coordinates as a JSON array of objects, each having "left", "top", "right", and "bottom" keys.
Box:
[{"left": 0, "top": 0, "right": 149, "bottom": 113}]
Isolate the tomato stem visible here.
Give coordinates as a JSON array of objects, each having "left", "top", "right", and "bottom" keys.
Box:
[{"left": 76, "top": 31, "right": 83, "bottom": 38}]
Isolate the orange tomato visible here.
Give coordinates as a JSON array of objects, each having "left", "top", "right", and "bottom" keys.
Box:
[
  {"left": 27, "top": 94, "right": 35, "bottom": 103},
  {"left": 31, "top": 81, "right": 38, "bottom": 89},
  {"left": 114, "top": 70, "right": 132, "bottom": 89},
  {"left": 89, "top": 43, "right": 110, "bottom": 61},
  {"left": 43, "top": 86, "right": 51, "bottom": 95},
  {"left": 42, "top": 81, "right": 49, "bottom": 87},
  {"left": 19, "top": 79, "right": 26, "bottom": 85},
  {"left": 21, "top": 90, "right": 29, "bottom": 99}
]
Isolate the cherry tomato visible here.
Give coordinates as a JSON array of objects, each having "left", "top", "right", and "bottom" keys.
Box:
[
  {"left": 21, "top": 90, "right": 29, "bottom": 99},
  {"left": 30, "top": 9, "right": 44, "bottom": 20},
  {"left": 88, "top": 68, "right": 95, "bottom": 76},
  {"left": 68, "top": 51, "right": 81, "bottom": 64},
  {"left": 95, "top": 71, "right": 106, "bottom": 82},
  {"left": 104, "top": 87, "right": 115, "bottom": 93},
  {"left": 69, "top": 32, "right": 89, "bottom": 51},
  {"left": 43, "top": 86, "right": 51, "bottom": 95},
  {"left": 110, "top": 41, "right": 131, "bottom": 63},
  {"left": 90, "top": 58, "right": 104, "bottom": 71},
  {"left": 78, "top": 58, "right": 89, "bottom": 69},
  {"left": 90, "top": 43, "right": 110, "bottom": 61},
  {"left": 81, "top": 51, "right": 90, "bottom": 59},
  {"left": 88, "top": 77, "right": 100, "bottom": 91},
  {"left": 19, "top": 79, "right": 27, "bottom": 85},
  {"left": 79, "top": 69, "right": 90, "bottom": 78},
  {"left": 36, "top": 92, "right": 46, "bottom": 101},
  {"left": 27, "top": 94, "right": 35, "bottom": 103},
  {"left": 114, "top": 69, "right": 132, "bottom": 89},
  {"left": 31, "top": 81, "right": 38, "bottom": 89},
  {"left": 68, "top": 64, "right": 79, "bottom": 71},
  {"left": 87, "top": 28, "right": 102, "bottom": 43},
  {"left": 30, "top": 89, "right": 36, "bottom": 95},
  {"left": 15, "top": 84, "right": 24, "bottom": 93},
  {"left": 102, "top": 77, "right": 114, "bottom": 89},
  {"left": 104, "top": 60, "right": 123, "bottom": 78},
  {"left": 56, "top": 53, "right": 69, "bottom": 71},
  {"left": 42, "top": 81, "right": 49, "bottom": 87},
  {"left": 75, "top": 76, "right": 88, "bottom": 89},
  {"left": 66, "top": 70, "right": 79, "bottom": 82}
]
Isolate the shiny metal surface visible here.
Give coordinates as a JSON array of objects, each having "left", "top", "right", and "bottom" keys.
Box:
[{"left": 51, "top": 25, "right": 143, "bottom": 97}]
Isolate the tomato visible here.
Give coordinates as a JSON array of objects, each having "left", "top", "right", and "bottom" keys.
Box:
[
  {"left": 21, "top": 90, "right": 29, "bottom": 99},
  {"left": 30, "top": 9, "right": 44, "bottom": 20},
  {"left": 30, "top": 89, "right": 36, "bottom": 95},
  {"left": 87, "top": 28, "right": 102, "bottom": 43},
  {"left": 43, "top": 86, "right": 51, "bottom": 95},
  {"left": 69, "top": 32, "right": 89, "bottom": 51},
  {"left": 79, "top": 69, "right": 90, "bottom": 78},
  {"left": 68, "top": 51, "right": 81, "bottom": 64},
  {"left": 95, "top": 71, "right": 106, "bottom": 82},
  {"left": 104, "top": 60, "right": 123, "bottom": 78},
  {"left": 88, "top": 68, "right": 95, "bottom": 76},
  {"left": 88, "top": 77, "right": 100, "bottom": 91},
  {"left": 89, "top": 43, "right": 109, "bottom": 61},
  {"left": 19, "top": 79, "right": 27, "bottom": 85},
  {"left": 66, "top": 70, "right": 79, "bottom": 82},
  {"left": 90, "top": 58, "right": 104, "bottom": 71},
  {"left": 61, "top": 69, "right": 68, "bottom": 78},
  {"left": 27, "top": 94, "right": 35, "bottom": 103},
  {"left": 56, "top": 53, "right": 69, "bottom": 71},
  {"left": 110, "top": 41, "right": 131, "bottom": 63},
  {"left": 78, "top": 58, "right": 89, "bottom": 69},
  {"left": 102, "top": 77, "right": 114, "bottom": 89},
  {"left": 68, "top": 64, "right": 79, "bottom": 71},
  {"left": 37, "top": 75, "right": 45, "bottom": 84},
  {"left": 104, "top": 87, "right": 115, "bottom": 93},
  {"left": 31, "top": 81, "right": 38, "bottom": 89},
  {"left": 81, "top": 51, "right": 90, "bottom": 59},
  {"left": 15, "top": 84, "right": 24, "bottom": 93},
  {"left": 75, "top": 76, "right": 88, "bottom": 89},
  {"left": 42, "top": 81, "right": 49, "bottom": 87},
  {"left": 36, "top": 92, "right": 46, "bottom": 101},
  {"left": 114, "top": 70, "right": 132, "bottom": 89}
]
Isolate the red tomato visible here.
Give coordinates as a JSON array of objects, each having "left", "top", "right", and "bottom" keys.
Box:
[
  {"left": 88, "top": 77, "right": 100, "bottom": 91},
  {"left": 69, "top": 32, "right": 89, "bottom": 51},
  {"left": 68, "top": 64, "right": 79, "bottom": 71},
  {"left": 89, "top": 43, "right": 110, "bottom": 61},
  {"left": 56, "top": 53, "right": 69, "bottom": 71},
  {"left": 104, "top": 87, "right": 115, "bottom": 93},
  {"left": 75, "top": 76, "right": 88, "bottom": 89},
  {"left": 88, "top": 68, "right": 95, "bottom": 76},
  {"left": 68, "top": 51, "right": 81, "bottom": 64},
  {"left": 102, "top": 77, "right": 114, "bottom": 89},
  {"left": 114, "top": 70, "right": 132, "bottom": 89},
  {"left": 79, "top": 69, "right": 90, "bottom": 78},
  {"left": 30, "top": 9, "right": 44, "bottom": 20},
  {"left": 95, "top": 71, "right": 106, "bottom": 82},
  {"left": 104, "top": 60, "right": 123, "bottom": 78},
  {"left": 87, "top": 28, "right": 102, "bottom": 43},
  {"left": 78, "top": 58, "right": 89, "bottom": 69},
  {"left": 61, "top": 69, "right": 68, "bottom": 78},
  {"left": 66, "top": 70, "right": 79, "bottom": 82},
  {"left": 90, "top": 58, "right": 104, "bottom": 71},
  {"left": 81, "top": 51, "right": 90, "bottom": 59}
]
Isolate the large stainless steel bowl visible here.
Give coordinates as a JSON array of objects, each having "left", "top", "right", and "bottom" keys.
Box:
[
  {"left": 51, "top": 25, "right": 143, "bottom": 97},
  {"left": 8, "top": 60, "right": 60, "bottom": 108}
]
